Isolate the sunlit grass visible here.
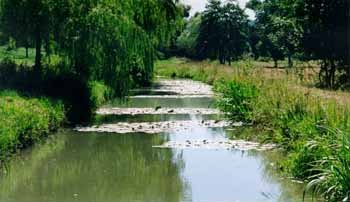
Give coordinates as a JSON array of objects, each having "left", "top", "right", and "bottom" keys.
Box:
[
  {"left": 156, "top": 57, "right": 350, "bottom": 201},
  {"left": 0, "top": 91, "right": 65, "bottom": 162}
]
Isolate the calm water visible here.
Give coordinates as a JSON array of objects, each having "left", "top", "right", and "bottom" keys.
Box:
[{"left": 0, "top": 80, "right": 311, "bottom": 202}]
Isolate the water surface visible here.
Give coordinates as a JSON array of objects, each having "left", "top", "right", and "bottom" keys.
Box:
[{"left": 0, "top": 79, "right": 310, "bottom": 202}]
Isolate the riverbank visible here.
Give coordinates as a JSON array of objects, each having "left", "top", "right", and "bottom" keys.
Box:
[
  {"left": 0, "top": 84, "right": 111, "bottom": 164},
  {"left": 0, "top": 91, "right": 65, "bottom": 163},
  {"left": 0, "top": 58, "right": 113, "bottom": 164},
  {"left": 156, "top": 58, "right": 350, "bottom": 201}
]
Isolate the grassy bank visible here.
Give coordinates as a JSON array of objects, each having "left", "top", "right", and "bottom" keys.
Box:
[
  {"left": 156, "top": 58, "right": 350, "bottom": 201},
  {"left": 0, "top": 52, "right": 113, "bottom": 164},
  {"left": 0, "top": 91, "right": 65, "bottom": 163}
]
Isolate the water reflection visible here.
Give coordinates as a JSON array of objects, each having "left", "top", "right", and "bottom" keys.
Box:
[
  {"left": 106, "top": 97, "right": 215, "bottom": 109},
  {"left": 0, "top": 129, "right": 309, "bottom": 202},
  {"left": 0, "top": 80, "right": 312, "bottom": 202},
  {"left": 163, "top": 125, "right": 308, "bottom": 202},
  {"left": 0, "top": 132, "right": 186, "bottom": 202}
]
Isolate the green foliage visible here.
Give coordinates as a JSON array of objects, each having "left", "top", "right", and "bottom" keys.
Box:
[
  {"left": 296, "top": 0, "right": 350, "bottom": 89},
  {"left": 0, "top": 0, "right": 186, "bottom": 125},
  {"left": 215, "top": 80, "right": 258, "bottom": 121},
  {"left": 304, "top": 133, "right": 350, "bottom": 202},
  {"left": 248, "top": 0, "right": 302, "bottom": 67},
  {"left": 0, "top": 0, "right": 185, "bottom": 94},
  {"left": 85, "top": 4, "right": 155, "bottom": 92},
  {"left": 0, "top": 60, "right": 109, "bottom": 124},
  {"left": 0, "top": 45, "right": 35, "bottom": 65},
  {"left": 0, "top": 91, "right": 64, "bottom": 161},
  {"left": 0, "top": 0, "right": 51, "bottom": 70},
  {"left": 196, "top": 0, "right": 248, "bottom": 64},
  {"left": 89, "top": 81, "right": 113, "bottom": 109},
  {"left": 176, "top": 14, "right": 202, "bottom": 58},
  {"left": 156, "top": 58, "right": 350, "bottom": 201}
]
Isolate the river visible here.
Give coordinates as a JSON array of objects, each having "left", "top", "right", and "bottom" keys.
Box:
[{"left": 0, "top": 79, "right": 312, "bottom": 202}]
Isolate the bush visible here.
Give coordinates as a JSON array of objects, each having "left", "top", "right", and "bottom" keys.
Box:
[
  {"left": 0, "top": 91, "right": 64, "bottom": 161},
  {"left": 215, "top": 80, "right": 259, "bottom": 122},
  {"left": 89, "top": 81, "right": 113, "bottom": 109}
]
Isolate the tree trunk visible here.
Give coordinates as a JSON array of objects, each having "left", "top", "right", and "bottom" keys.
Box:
[
  {"left": 219, "top": 55, "right": 224, "bottom": 64},
  {"left": 330, "top": 59, "right": 336, "bottom": 88},
  {"left": 288, "top": 55, "right": 293, "bottom": 68},
  {"left": 34, "top": 31, "right": 42, "bottom": 73},
  {"left": 25, "top": 46, "right": 29, "bottom": 58},
  {"left": 274, "top": 59, "right": 278, "bottom": 68}
]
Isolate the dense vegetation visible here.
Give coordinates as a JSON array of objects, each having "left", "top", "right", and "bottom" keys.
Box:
[
  {"left": 0, "top": 0, "right": 184, "bottom": 90},
  {"left": 175, "top": 0, "right": 349, "bottom": 89},
  {"left": 0, "top": 0, "right": 348, "bottom": 201},
  {"left": 169, "top": 2, "right": 349, "bottom": 199},
  {"left": 0, "top": 91, "right": 64, "bottom": 161},
  {"left": 195, "top": 0, "right": 248, "bottom": 64},
  {"left": 157, "top": 58, "right": 350, "bottom": 201},
  {"left": 0, "top": 0, "right": 184, "bottom": 161}
]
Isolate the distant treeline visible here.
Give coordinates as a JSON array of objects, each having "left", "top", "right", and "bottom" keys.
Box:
[{"left": 174, "top": 0, "right": 349, "bottom": 89}]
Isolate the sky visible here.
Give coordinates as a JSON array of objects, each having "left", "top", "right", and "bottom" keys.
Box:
[{"left": 181, "top": 0, "right": 255, "bottom": 19}]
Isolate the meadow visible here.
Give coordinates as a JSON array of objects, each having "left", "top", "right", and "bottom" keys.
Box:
[{"left": 156, "top": 57, "right": 350, "bottom": 202}]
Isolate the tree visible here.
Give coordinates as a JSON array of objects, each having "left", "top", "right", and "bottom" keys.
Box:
[
  {"left": 296, "top": 0, "right": 350, "bottom": 89},
  {"left": 247, "top": 21, "right": 260, "bottom": 60},
  {"left": 248, "top": 0, "right": 302, "bottom": 67},
  {"left": 196, "top": 0, "right": 248, "bottom": 65},
  {"left": 0, "top": 0, "right": 185, "bottom": 93},
  {"left": 176, "top": 14, "right": 202, "bottom": 58},
  {"left": 1, "top": 0, "right": 51, "bottom": 71}
]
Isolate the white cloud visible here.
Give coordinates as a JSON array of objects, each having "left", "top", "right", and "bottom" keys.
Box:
[{"left": 181, "top": 0, "right": 255, "bottom": 19}]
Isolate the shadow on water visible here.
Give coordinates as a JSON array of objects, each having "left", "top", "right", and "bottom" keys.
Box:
[
  {"left": 105, "top": 97, "right": 215, "bottom": 109},
  {"left": 93, "top": 114, "right": 224, "bottom": 124}
]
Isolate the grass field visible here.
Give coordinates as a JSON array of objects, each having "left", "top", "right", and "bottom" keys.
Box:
[{"left": 156, "top": 57, "right": 350, "bottom": 201}]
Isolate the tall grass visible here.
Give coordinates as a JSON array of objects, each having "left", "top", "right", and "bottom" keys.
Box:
[
  {"left": 156, "top": 57, "right": 350, "bottom": 201},
  {"left": 304, "top": 131, "right": 350, "bottom": 202},
  {"left": 215, "top": 80, "right": 259, "bottom": 122},
  {"left": 0, "top": 91, "right": 65, "bottom": 162}
]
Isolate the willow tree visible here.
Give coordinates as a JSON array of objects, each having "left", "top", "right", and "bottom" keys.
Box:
[
  {"left": 0, "top": 0, "right": 184, "bottom": 92},
  {"left": 59, "top": 0, "right": 184, "bottom": 92}
]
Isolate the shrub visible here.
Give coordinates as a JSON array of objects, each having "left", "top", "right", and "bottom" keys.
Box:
[
  {"left": 215, "top": 80, "right": 259, "bottom": 122},
  {"left": 0, "top": 91, "right": 64, "bottom": 161},
  {"left": 304, "top": 133, "right": 350, "bottom": 202},
  {"left": 89, "top": 81, "right": 113, "bottom": 109}
]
